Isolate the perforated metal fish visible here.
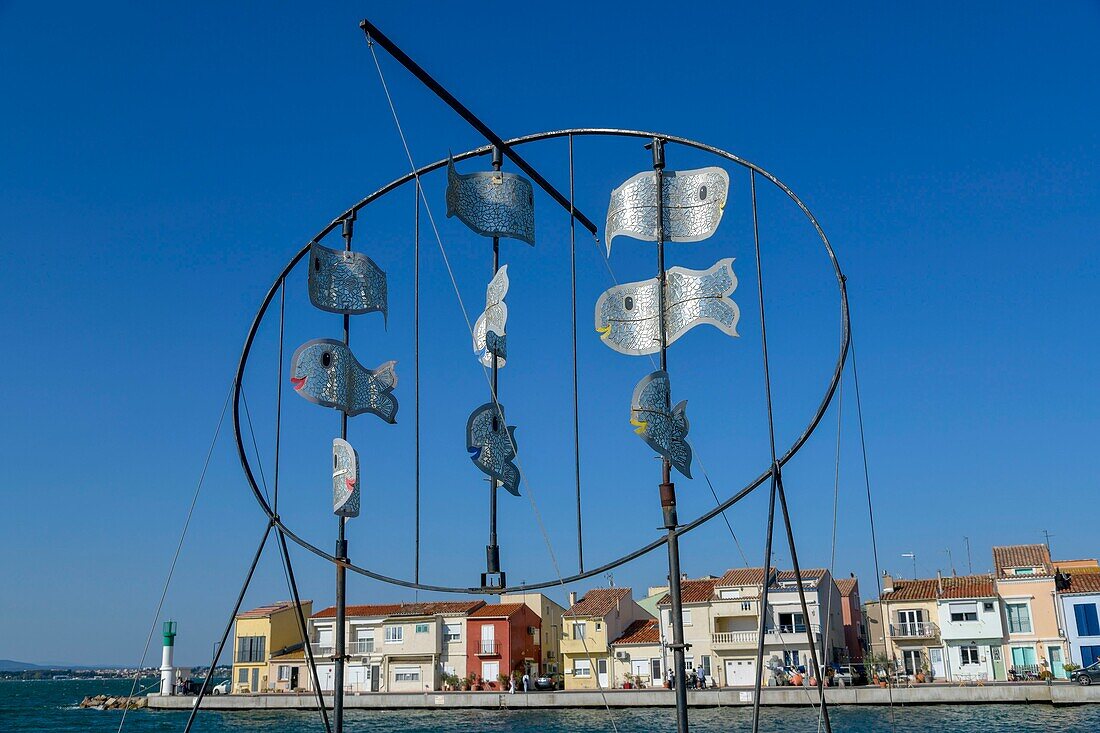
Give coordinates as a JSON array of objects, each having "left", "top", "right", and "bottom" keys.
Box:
[
  {"left": 332, "top": 438, "right": 360, "bottom": 518},
  {"left": 630, "top": 370, "right": 692, "bottom": 478},
  {"left": 605, "top": 167, "right": 729, "bottom": 255},
  {"left": 307, "top": 242, "right": 388, "bottom": 317},
  {"left": 290, "top": 338, "right": 398, "bottom": 422},
  {"left": 446, "top": 157, "right": 535, "bottom": 245},
  {"left": 595, "top": 257, "right": 739, "bottom": 356},
  {"left": 472, "top": 265, "right": 509, "bottom": 368},
  {"left": 466, "top": 402, "right": 520, "bottom": 496}
]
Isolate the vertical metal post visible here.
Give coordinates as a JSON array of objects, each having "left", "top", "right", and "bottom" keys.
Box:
[
  {"left": 414, "top": 180, "right": 421, "bottom": 586},
  {"left": 569, "top": 133, "right": 584, "bottom": 574},
  {"left": 651, "top": 137, "right": 689, "bottom": 733},
  {"left": 750, "top": 470, "right": 778, "bottom": 733},
  {"left": 483, "top": 145, "right": 505, "bottom": 590},
  {"left": 333, "top": 213, "right": 356, "bottom": 733}
]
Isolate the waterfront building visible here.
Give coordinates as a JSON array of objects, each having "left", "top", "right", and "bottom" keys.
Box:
[
  {"left": 865, "top": 575, "right": 945, "bottom": 680},
  {"left": 657, "top": 576, "right": 722, "bottom": 686},
  {"left": 835, "top": 575, "right": 866, "bottom": 663},
  {"left": 1056, "top": 571, "right": 1100, "bottom": 667},
  {"left": 609, "top": 618, "right": 663, "bottom": 687},
  {"left": 935, "top": 574, "right": 1005, "bottom": 681},
  {"left": 499, "top": 592, "right": 566, "bottom": 675},
  {"left": 465, "top": 603, "right": 542, "bottom": 685},
  {"left": 993, "top": 544, "right": 1069, "bottom": 678},
  {"left": 268, "top": 647, "right": 306, "bottom": 692},
  {"left": 561, "top": 587, "right": 651, "bottom": 690},
  {"left": 231, "top": 600, "right": 312, "bottom": 694}
]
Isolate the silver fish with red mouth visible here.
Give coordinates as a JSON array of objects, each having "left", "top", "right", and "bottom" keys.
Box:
[
  {"left": 332, "top": 438, "right": 360, "bottom": 517},
  {"left": 290, "top": 338, "right": 398, "bottom": 422}
]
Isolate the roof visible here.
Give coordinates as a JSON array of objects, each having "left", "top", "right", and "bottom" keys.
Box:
[
  {"left": 656, "top": 578, "right": 719, "bottom": 607},
  {"left": 611, "top": 619, "right": 660, "bottom": 646},
  {"left": 469, "top": 603, "right": 526, "bottom": 619},
  {"left": 880, "top": 579, "right": 940, "bottom": 602},
  {"left": 566, "top": 588, "right": 632, "bottom": 618},
  {"left": 716, "top": 567, "right": 770, "bottom": 588},
  {"left": 993, "top": 544, "right": 1054, "bottom": 578},
  {"left": 836, "top": 578, "right": 859, "bottom": 597},
  {"left": 880, "top": 575, "right": 995, "bottom": 601},
  {"left": 312, "top": 601, "right": 484, "bottom": 619},
  {"left": 238, "top": 600, "right": 309, "bottom": 619},
  {"left": 1058, "top": 574, "right": 1100, "bottom": 595},
  {"left": 775, "top": 568, "right": 827, "bottom": 582}
]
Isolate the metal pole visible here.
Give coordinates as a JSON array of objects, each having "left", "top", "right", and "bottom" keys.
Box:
[
  {"left": 650, "top": 137, "right": 689, "bottom": 733},
  {"left": 414, "top": 180, "right": 421, "bottom": 586},
  {"left": 484, "top": 145, "right": 504, "bottom": 590},
  {"left": 750, "top": 470, "right": 778, "bottom": 733},
  {"left": 964, "top": 536, "right": 973, "bottom": 574},
  {"left": 569, "top": 133, "right": 584, "bottom": 574}
]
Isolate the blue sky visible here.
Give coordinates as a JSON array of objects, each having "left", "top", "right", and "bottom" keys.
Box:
[{"left": 1, "top": 2, "right": 1098, "bottom": 666}]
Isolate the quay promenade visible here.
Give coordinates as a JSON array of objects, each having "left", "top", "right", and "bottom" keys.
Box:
[{"left": 147, "top": 683, "right": 1100, "bottom": 710}]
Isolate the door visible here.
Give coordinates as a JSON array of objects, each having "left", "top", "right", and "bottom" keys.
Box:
[
  {"left": 481, "top": 624, "right": 495, "bottom": 655},
  {"left": 901, "top": 649, "right": 922, "bottom": 675},
  {"left": 597, "top": 658, "right": 609, "bottom": 687},
  {"left": 897, "top": 610, "right": 922, "bottom": 636},
  {"left": 370, "top": 665, "right": 380, "bottom": 692},
  {"left": 929, "top": 648, "right": 945, "bottom": 680},
  {"left": 251, "top": 667, "right": 259, "bottom": 692},
  {"left": 990, "top": 646, "right": 1005, "bottom": 680},
  {"left": 725, "top": 658, "right": 756, "bottom": 686},
  {"left": 1048, "top": 646, "right": 1065, "bottom": 679},
  {"left": 482, "top": 661, "right": 500, "bottom": 686},
  {"left": 290, "top": 667, "right": 299, "bottom": 690}
]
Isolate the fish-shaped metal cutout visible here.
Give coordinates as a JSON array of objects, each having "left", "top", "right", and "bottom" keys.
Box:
[
  {"left": 605, "top": 167, "right": 730, "bottom": 255},
  {"left": 332, "top": 438, "right": 360, "bottom": 518},
  {"left": 595, "top": 257, "right": 739, "bottom": 356},
  {"left": 472, "top": 265, "right": 509, "bottom": 368},
  {"left": 466, "top": 402, "right": 521, "bottom": 496},
  {"left": 307, "top": 242, "right": 388, "bottom": 317},
  {"left": 290, "top": 338, "right": 398, "bottom": 422},
  {"left": 446, "top": 157, "right": 536, "bottom": 245},
  {"left": 630, "top": 370, "right": 692, "bottom": 478}
]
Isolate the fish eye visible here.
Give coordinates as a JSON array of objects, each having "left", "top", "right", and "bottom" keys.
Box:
[
  {"left": 313, "top": 256, "right": 321, "bottom": 272},
  {"left": 333, "top": 454, "right": 339, "bottom": 469},
  {"left": 699, "top": 185, "right": 708, "bottom": 201},
  {"left": 321, "top": 351, "right": 333, "bottom": 368},
  {"left": 625, "top": 296, "right": 634, "bottom": 310}
]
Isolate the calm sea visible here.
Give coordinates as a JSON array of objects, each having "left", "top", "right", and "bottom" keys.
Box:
[{"left": 3, "top": 679, "right": 1100, "bottom": 732}]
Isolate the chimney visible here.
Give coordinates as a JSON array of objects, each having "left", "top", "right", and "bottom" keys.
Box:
[
  {"left": 882, "top": 571, "right": 893, "bottom": 594},
  {"left": 936, "top": 570, "right": 943, "bottom": 595},
  {"left": 568, "top": 591, "right": 577, "bottom": 607}
]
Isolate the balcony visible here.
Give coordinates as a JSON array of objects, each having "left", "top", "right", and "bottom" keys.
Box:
[
  {"left": 889, "top": 622, "right": 939, "bottom": 639},
  {"left": 310, "top": 643, "right": 335, "bottom": 657},
  {"left": 712, "top": 631, "right": 759, "bottom": 650},
  {"left": 349, "top": 640, "right": 375, "bottom": 655},
  {"left": 712, "top": 625, "right": 822, "bottom": 650},
  {"left": 476, "top": 639, "right": 500, "bottom": 655}
]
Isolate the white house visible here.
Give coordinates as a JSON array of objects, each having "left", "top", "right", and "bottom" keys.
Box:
[
  {"left": 1057, "top": 573, "right": 1100, "bottom": 668},
  {"left": 935, "top": 575, "right": 1005, "bottom": 681}
]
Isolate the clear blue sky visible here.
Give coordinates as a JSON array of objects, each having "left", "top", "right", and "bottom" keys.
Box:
[{"left": 1, "top": 2, "right": 1097, "bottom": 666}]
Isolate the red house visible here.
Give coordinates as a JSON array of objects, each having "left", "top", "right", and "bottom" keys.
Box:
[{"left": 466, "top": 603, "right": 542, "bottom": 686}]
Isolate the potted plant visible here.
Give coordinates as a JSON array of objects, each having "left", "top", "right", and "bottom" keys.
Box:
[
  {"left": 623, "top": 672, "right": 634, "bottom": 689},
  {"left": 915, "top": 665, "right": 926, "bottom": 684}
]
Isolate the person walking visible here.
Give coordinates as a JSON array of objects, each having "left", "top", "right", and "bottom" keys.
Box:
[
  {"left": 522, "top": 671, "right": 530, "bottom": 692},
  {"left": 508, "top": 675, "right": 516, "bottom": 694},
  {"left": 697, "top": 665, "right": 706, "bottom": 689}
]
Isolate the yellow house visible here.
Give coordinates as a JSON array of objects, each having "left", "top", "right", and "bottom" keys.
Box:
[
  {"left": 560, "top": 587, "right": 651, "bottom": 690},
  {"left": 232, "top": 600, "right": 312, "bottom": 693},
  {"left": 865, "top": 575, "right": 945, "bottom": 679},
  {"left": 994, "top": 544, "right": 1069, "bottom": 678}
]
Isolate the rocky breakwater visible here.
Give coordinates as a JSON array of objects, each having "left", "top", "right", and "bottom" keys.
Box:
[{"left": 79, "top": 694, "right": 148, "bottom": 710}]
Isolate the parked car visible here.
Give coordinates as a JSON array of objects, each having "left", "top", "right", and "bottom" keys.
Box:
[
  {"left": 831, "top": 664, "right": 867, "bottom": 687},
  {"left": 535, "top": 673, "right": 564, "bottom": 691},
  {"left": 1071, "top": 661, "right": 1100, "bottom": 686},
  {"left": 212, "top": 680, "right": 231, "bottom": 695}
]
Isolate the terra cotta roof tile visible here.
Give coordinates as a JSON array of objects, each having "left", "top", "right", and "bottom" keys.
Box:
[
  {"left": 993, "top": 544, "right": 1054, "bottom": 578},
  {"left": 566, "top": 588, "right": 632, "bottom": 618},
  {"left": 612, "top": 619, "right": 660, "bottom": 646}
]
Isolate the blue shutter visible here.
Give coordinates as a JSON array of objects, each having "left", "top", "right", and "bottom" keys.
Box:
[
  {"left": 1083, "top": 646, "right": 1100, "bottom": 667},
  {"left": 1076, "top": 604, "right": 1100, "bottom": 636}
]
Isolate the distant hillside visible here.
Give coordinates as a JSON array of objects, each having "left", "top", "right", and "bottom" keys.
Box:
[{"left": 0, "top": 659, "right": 50, "bottom": 671}]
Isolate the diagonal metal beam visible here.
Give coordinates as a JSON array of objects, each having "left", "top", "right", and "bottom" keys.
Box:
[{"left": 358, "top": 17, "right": 600, "bottom": 237}]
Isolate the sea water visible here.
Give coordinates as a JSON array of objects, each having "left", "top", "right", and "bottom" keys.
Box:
[{"left": 4, "top": 679, "right": 1100, "bottom": 733}]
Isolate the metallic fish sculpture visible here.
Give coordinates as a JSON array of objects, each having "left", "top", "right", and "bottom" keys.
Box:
[
  {"left": 630, "top": 370, "right": 692, "bottom": 478},
  {"left": 332, "top": 438, "right": 360, "bottom": 518},
  {"left": 472, "top": 265, "right": 509, "bottom": 368},
  {"left": 595, "top": 257, "right": 739, "bottom": 356},
  {"left": 307, "top": 242, "right": 388, "bottom": 318},
  {"left": 290, "top": 338, "right": 398, "bottom": 422},
  {"left": 466, "top": 402, "right": 521, "bottom": 496},
  {"left": 605, "top": 166, "right": 730, "bottom": 255},
  {"left": 446, "top": 156, "right": 536, "bottom": 245}
]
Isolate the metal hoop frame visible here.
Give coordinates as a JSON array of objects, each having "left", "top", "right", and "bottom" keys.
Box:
[{"left": 232, "top": 128, "right": 850, "bottom": 594}]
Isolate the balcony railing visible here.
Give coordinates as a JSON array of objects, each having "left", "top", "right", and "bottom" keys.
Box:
[
  {"left": 350, "top": 640, "right": 375, "bottom": 655},
  {"left": 477, "top": 640, "right": 499, "bottom": 655},
  {"left": 310, "top": 643, "right": 335, "bottom": 657},
  {"left": 889, "top": 622, "right": 940, "bottom": 639},
  {"left": 712, "top": 631, "right": 758, "bottom": 648}
]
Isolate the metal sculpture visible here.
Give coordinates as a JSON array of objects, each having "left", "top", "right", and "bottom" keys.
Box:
[
  {"left": 595, "top": 257, "right": 740, "bottom": 355},
  {"left": 605, "top": 166, "right": 729, "bottom": 254},
  {"left": 630, "top": 370, "right": 692, "bottom": 478},
  {"left": 332, "top": 438, "right": 361, "bottom": 517},
  {"left": 446, "top": 156, "right": 536, "bottom": 245},
  {"left": 472, "top": 264, "right": 509, "bottom": 367},
  {"left": 466, "top": 402, "right": 521, "bottom": 496},
  {"left": 308, "top": 241, "right": 388, "bottom": 317},
  {"left": 290, "top": 338, "right": 399, "bottom": 422}
]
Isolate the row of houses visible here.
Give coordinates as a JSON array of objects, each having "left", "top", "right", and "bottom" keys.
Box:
[
  {"left": 865, "top": 544, "right": 1100, "bottom": 682},
  {"left": 230, "top": 568, "right": 865, "bottom": 693}
]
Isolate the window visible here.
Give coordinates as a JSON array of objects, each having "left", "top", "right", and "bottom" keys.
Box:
[
  {"left": 482, "top": 661, "right": 499, "bottom": 680},
  {"left": 394, "top": 666, "right": 420, "bottom": 682},
  {"left": 596, "top": 622, "right": 602, "bottom": 632},
  {"left": 1075, "top": 604, "right": 1100, "bottom": 637},
  {"left": 741, "top": 601, "right": 752, "bottom": 611},
  {"left": 960, "top": 645, "right": 980, "bottom": 665},
  {"left": 444, "top": 623, "right": 462, "bottom": 642},
  {"left": 902, "top": 650, "right": 923, "bottom": 674},
  {"left": 415, "top": 623, "right": 430, "bottom": 634},
  {"left": 238, "top": 668, "right": 248, "bottom": 683},
  {"left": 701, "top": 655, "right": 711, "bottom": 677},
  {"left": 664, "top": 609, "right": 692, "bottom": 626},
  {"left": 682, "top": 610, "right": 693, "bottom": 626},
  {"left": 573, "top": 622, "right": 586, "bottom": 640},
  {"left": 278, "top": 665, "right": 290, "bottom": 681},
  {"left": 1013, "top": 567, "right": 1036, "bottom": 575},
  {"left": 1082, "top": 645, "right": 1100, "bottom": 667},
  {"left": 778, "top": 612, "right": 806, "bottom": 633},
  {"left": 574, "top": 659, "right": 591, "bottom": 677},
  {"left": 236, "top": 635, "right": 266, "bottom": 663},
  {"left": 783, "top": 650, "right": 800, "bottom": 667},
  {"left": 1007, "top": 603, "right": 1033, "bottom": 634},
  {"left": 385, "top": 625, "right": 404, "bottom": 643},
  {"left": 651, "top": 658, "right": 663, "bottom": 681},
  {"left": 949, "top": 603, "right": 978, "bottom": 622},
  {"left": 983, "top": 602, "right": 994, "bottom": 612},
  {"left": 719, "top": 589, "right": 741, "bottom": 599}
]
